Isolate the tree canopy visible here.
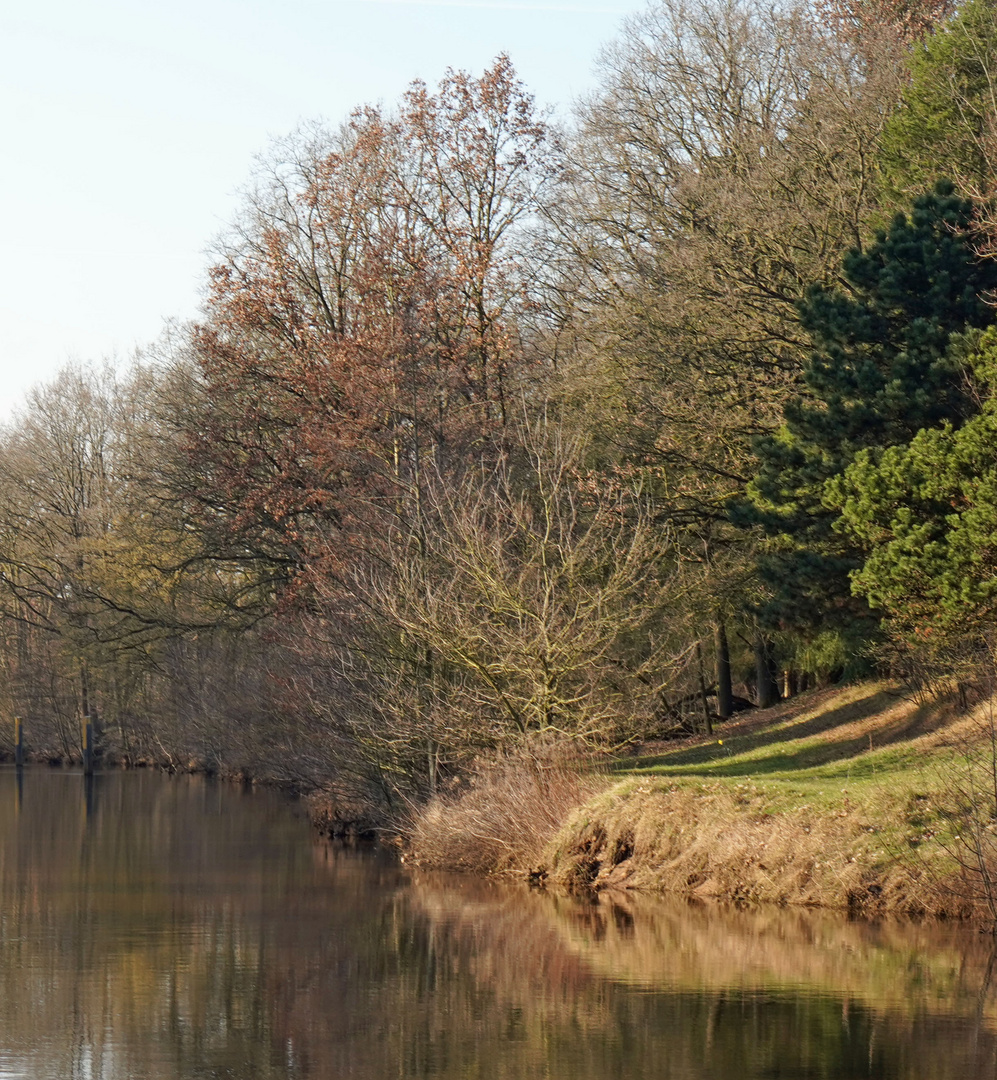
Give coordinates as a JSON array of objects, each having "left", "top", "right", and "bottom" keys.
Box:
[{"left": 741, "top": 182, "right": 997, "bottom": 636}]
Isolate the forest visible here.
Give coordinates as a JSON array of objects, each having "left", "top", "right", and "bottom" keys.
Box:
[{"left": 6, "top": 0, "right": 997, "bottom": 832}]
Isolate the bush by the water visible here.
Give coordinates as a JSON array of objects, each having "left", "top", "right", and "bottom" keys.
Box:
[{"left": 406, "top": 747, "right": 603, "bottom": 875}]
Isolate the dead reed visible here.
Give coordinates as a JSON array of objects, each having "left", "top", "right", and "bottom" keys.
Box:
[{"left": 406, "top": 746, "right": 604, "bottom": 875}]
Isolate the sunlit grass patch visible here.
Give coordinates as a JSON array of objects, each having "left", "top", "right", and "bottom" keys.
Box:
[{"left": 543, "top": 682, "right": 987, "bottom": 917}]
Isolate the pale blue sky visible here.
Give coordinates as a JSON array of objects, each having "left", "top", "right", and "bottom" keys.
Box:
[{"left": 0, "top": 0, "right": 638, "bottom": 418}]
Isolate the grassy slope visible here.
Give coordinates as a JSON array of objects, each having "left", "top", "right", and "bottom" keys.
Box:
[{"left": 543, "top": 682, "right": 996, "bottom": 918}]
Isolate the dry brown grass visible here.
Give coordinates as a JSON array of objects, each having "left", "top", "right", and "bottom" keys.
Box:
[
  {"left": 538, "top": 683, "right": 997, "bottom": 919},
  {"left": 543, "top": 781, "right": 966, "bottom": 916},
  {"left": 406, "top": 748, "right": 604, "bottom": 875}
]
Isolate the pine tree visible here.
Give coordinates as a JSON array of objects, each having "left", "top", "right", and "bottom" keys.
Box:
[
  {"left": 737, "top": 182, "right": 997, "bottom": 640},
  {"left": 831, "top": 327, "right": 997, "bottom": 631}
]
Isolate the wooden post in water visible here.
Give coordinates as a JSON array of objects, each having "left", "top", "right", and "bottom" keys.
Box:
[
  {"left": 82, "top": 716, "right": 94, "bottom": 776},
  {"left": 13, "top": 716, "right": 23, "bottom": 768}
]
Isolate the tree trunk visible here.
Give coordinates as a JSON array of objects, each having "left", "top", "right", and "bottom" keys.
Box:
[
  {"left": 754, "top": 634, "right": 779, "bottom": 708},
  {"left": 782, "top": 668, "right": 798, "bottom": 699},
  {"left": 715, "top": 619, "right": 733, "bottom": 721},
  {"left": 696, "top": 641, "right": 714, "bottom": 736}
]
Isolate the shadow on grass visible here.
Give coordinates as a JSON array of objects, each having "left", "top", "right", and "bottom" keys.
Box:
[{"left": 614, "top": 688, "right": 953, "bottom": 779}]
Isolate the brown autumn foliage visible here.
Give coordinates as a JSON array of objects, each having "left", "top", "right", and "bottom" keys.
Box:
[
  {"left": 818, "top": 0, "right": 954, "bottom": 48},
  {"left": 185, "top": 57, "right": 559, "bottom": 592}
]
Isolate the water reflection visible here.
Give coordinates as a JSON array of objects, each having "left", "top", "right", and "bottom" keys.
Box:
[{"left": 0, "top": 768, "right": 996, "bottom": 1078}]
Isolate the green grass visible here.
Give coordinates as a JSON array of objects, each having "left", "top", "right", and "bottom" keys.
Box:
[
  {"left": 614, "top": 683, "right": 961, "bottom": 785},
  {"left": 543, "top": 682, "right": 990, "bottom": 914},
  {"left": 601, "top": 680, "right": 979, "bottom": 850}
]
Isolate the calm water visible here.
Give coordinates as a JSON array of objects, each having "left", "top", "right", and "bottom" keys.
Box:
[{"left": 1, "top": 769, "right": 997, "bottom": 1079}]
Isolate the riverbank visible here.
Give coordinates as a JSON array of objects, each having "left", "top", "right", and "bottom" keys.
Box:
[{"left": 406, "top": 682, "right": 997, "bottom": 920}]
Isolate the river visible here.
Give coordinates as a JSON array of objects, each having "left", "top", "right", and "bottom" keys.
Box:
[{"left": 0, "top": 767, "right": 995, "bottom": 1078}]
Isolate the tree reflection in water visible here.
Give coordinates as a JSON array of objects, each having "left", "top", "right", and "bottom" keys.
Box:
[{"left": 0, "top": 768, "right": 995, "bottom": 1079}]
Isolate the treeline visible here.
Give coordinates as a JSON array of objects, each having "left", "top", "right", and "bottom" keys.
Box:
[{"left": 7, "top": 0, "right": 997, "bottom": 814}]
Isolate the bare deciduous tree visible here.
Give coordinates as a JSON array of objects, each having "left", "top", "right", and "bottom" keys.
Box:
[{"left": 288, "top": 419, "right": 694, "bottom": 804}]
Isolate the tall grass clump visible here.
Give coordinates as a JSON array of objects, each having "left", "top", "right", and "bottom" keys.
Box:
[{"left": 406, "top": 745, "right": 604, "bottom": 875}]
